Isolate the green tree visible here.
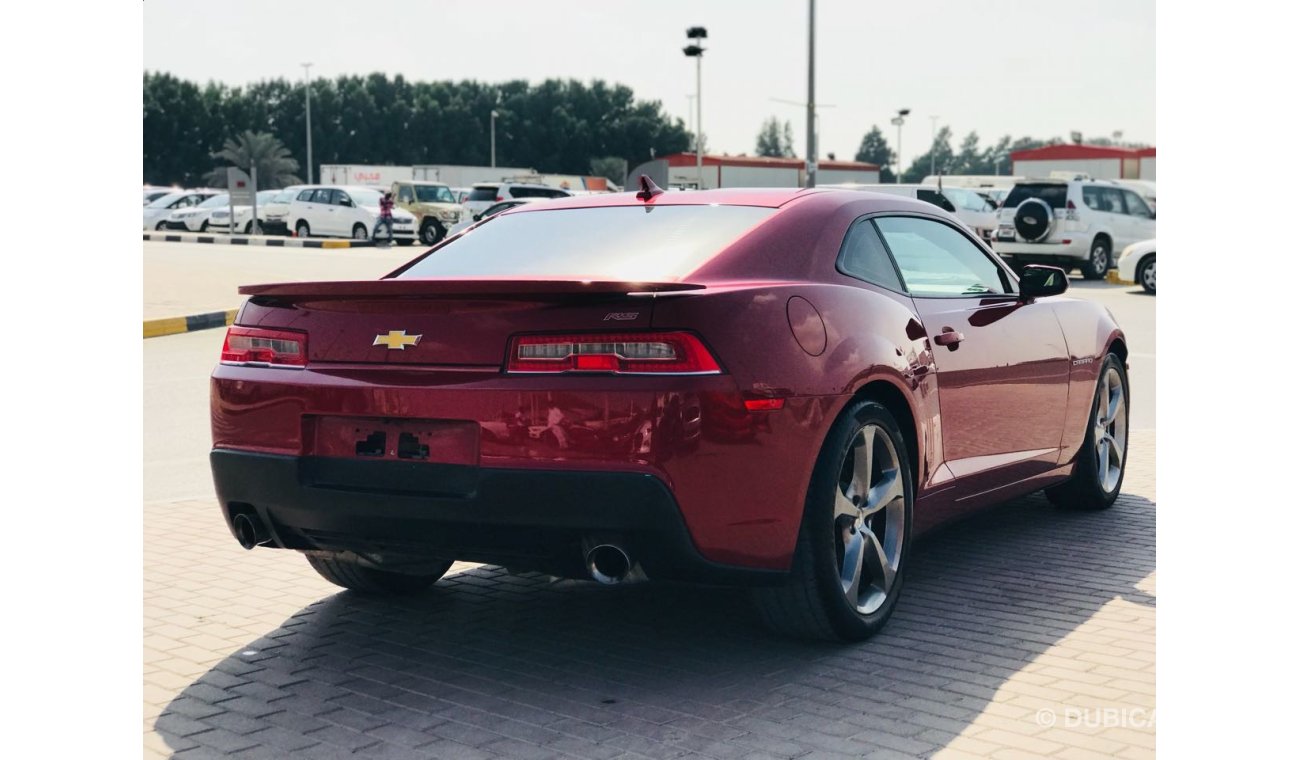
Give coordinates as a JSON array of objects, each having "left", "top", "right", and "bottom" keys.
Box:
[
  {"left": 854, "top": 125, "right": 895, "bottom": 182},
  {"left": 590, "top": 156, "right": 628, "bottom": 187},
  {"left": 902, "top": 126, "right": 953, "bottom": 182},
  {"left": 755, "top": 116, "right": 795, "bottom": 158},
  {"left": 204, "top": 130, "right": 301, "bottom": 188},
  {"left": 951, "top": 131, "right": 983, "bottom": 175}
]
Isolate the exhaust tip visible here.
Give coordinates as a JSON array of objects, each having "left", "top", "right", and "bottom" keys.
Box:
[
  {"left": 586, "top": 544, "right": 631, "bottom": 585},
  {"left": 232, "top": 512, "right": 268, "bottom": 550}
]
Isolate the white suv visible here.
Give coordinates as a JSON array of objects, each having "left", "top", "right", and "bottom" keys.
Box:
[
  {"left": 287, "top": 185, "right": 418, "bottom": 243},
  {"left": 462, "top": 182, "right": 571, "bottom": 219},
  {"left": 992, "top": 179, "right": 1156, "bottom": 279}
]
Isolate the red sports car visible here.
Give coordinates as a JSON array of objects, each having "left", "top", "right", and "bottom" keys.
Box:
[{"left": 210, "top": 180, "right": 1129, "bottom": 641}]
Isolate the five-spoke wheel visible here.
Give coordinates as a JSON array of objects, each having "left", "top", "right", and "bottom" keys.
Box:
[{"left": 833, "top": 424, "right": 906, "bottom": 616}]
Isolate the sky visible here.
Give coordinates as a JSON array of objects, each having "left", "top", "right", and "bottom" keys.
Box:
[{"left": 143, "top": 0, "right": 1155, "bottom": 170}]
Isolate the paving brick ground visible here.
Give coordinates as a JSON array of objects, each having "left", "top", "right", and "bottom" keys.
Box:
[{"left": 145, "top": 431, "right": 1154, "bottom": 759}]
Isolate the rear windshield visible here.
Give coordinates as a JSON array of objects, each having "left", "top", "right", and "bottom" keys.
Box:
[
  {"left": 1004, "top": 183, "right": 1068, "bottom": 209},
  {"left": 397, "top": 205, "right": 776, "bottom": 281},
  {"left": 468, "top": 187, "right": 499, "bottom": 201}
]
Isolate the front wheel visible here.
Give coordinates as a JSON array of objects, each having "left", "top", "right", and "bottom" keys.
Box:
[
  {"left": 419, "top": 220, "right": 446, "bottom": 245},
  {"left": 752, "top": 399, "right": 913, "bottom": 641},
  {"left": 245, "top": 220, "right": 262, "bottom": 235},
  {"left": 352, "top": 223, "right": 369, "bottom": 241},
  {"left": 1138, "top": 255, "right": 1156, "bottom": 294},
  {"left": 306, "top": 552, "right": 452, "bottom": 595},
  {"left": 1082, "top": 238, "right": 1112, "bottom": 280},
  {"left": 295, "top": 220, "right": 310, "bottom": 238},
  {"left": 1046, "top": 354, "right": 1129, "bottom": 510}
]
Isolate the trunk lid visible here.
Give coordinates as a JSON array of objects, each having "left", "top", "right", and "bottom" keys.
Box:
[{"left": 237, "top": 279, "right": 702, "bottom": 367}]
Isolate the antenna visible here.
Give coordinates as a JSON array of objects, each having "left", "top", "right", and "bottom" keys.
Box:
[{"left": 635, "top": 175, "right": 665, "bottom": 201}]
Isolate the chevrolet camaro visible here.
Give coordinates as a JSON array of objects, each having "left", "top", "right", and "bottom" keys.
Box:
[{"left": 210, "top": 179, "right": 1130, "bottom": 641}]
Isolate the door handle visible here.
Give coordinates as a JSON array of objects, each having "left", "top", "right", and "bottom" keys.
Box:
[{"left": 933, "top": 328, "right": 965, "bottom": 348}]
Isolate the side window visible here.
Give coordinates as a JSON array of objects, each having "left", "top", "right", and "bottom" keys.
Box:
[
  {"left": 1082, "top": 186, "right": 1104, "bottom": 211},
  {"left": 837, "top": 218, "right": 904, "bottom": 292},
  {"left": 310, "top": 189, "right": 332, "bottom": 204},
  {"left": 297, "top": 189, "right": 316, "bottom": 202},
  {"left": 917, "top": 189, "right": 956, "bottom": 213},
  {"left": 1123, "top": 191, "right": 1152, "bottom": 218},
  {"left": 333, "top": 191, "right": 353, "bottom": 207},
  {"left": 874, "top": 216, "right": 1012, "bottom": 297},
  {"left": 1099, "top": 187, "right": 1126, "bottom": 215},
  {"left": 510, "top": 188, "right": 534, "bottom": 199},
  {"left": 545, "top": 189, "right": 569, "bottom": 199},
  {"left": 396, "top": 185, "right": 414, "bottom": 203}
]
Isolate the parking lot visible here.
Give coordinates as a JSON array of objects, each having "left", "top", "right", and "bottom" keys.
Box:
[{"left": 144, "top": 241, "right": 1155, "bottom": 759}]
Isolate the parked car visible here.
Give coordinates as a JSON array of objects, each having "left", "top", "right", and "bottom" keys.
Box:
[
  {"left": 143, "top": 186, "right": 175, "bottom": 206},
  {"left": 143, "top": 190, "right": 221, "bottom": 230},
  {"left": 824, "top": 183, "right": 996, "bottom": 242},
  {"left": 207, "top": 190, "right": 280, "bottom": 234},
  {"left": 390, "top": 180, "right": 466, "bottom": 245},
  {"left": 163, "top": 193, "right": 230, "bottom": 232},
  {"left": 443, "top": 198, "right": 542, "bottom": 238},
  {"left": 992, "top": 178, "right": 1156, "bottom": 279},
  {"left": 210, "top": 185, "right": 1130, "bottom": 642},
  {"left": 260, "top": 186, "right": 305, "bottom": 236},
  {"left": 1116, "top": 238, "right": 1156, "bottom": 294},
  {"left": 451, "top": 187, "right": 471, "bottom": 204},
  {"left": 286, "top": 185, "right": 418, "bottom": 243},
  {"left": 462, "top": 182, "right": 571, "bottom": 218}
]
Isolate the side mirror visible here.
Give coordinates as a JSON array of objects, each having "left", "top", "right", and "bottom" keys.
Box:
[{"left": 1018, "top": 264, "right": 1069, "bottom": 300}]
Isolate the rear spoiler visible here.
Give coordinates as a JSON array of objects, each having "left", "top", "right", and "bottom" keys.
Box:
[{"left": 238, "top": 279, "right": 706, "bottom": 298}]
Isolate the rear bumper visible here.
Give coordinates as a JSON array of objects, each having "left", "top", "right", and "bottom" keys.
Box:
[{"left": 211, "top": 448, "right": 783, "bottom": 585}]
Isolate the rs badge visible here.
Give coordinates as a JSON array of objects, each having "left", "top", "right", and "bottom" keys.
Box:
[{"left": 373, "top": 330, "right": 422, "bottom": 350}]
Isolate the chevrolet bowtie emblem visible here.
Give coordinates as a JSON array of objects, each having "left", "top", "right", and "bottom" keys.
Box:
[{"left": 373, "top": 330, "right": 422, "bottom": 350}]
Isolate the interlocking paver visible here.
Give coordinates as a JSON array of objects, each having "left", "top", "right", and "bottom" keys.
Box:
[{"left": 147, "top": 431, "right": 1155, "bottom": 758}]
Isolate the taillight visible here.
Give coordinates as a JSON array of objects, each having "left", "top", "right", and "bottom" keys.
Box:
[
  {"left": 495, "top": 195, "right": 503, "bottom": 202},
  {"left": 506, "top": 331, "right": 722, "bottom": 374},
  {"left": 1065, "top": 199, "right": 1078, "bottom": 221},
  {"left": 221, "top": 326, "right": 308, "bottom": 367}
]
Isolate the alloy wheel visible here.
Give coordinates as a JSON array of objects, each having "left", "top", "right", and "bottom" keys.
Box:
[
  {"left": 833, "top": 424, "right": 906, "bottom": 615},
  {"left": 1092, "top": 245, "right": 1108, "bottom": 273},
  {"left": 1141, "top": 259, "right": 1156, "bottom": 292},
  {"left": 1094, "top": 366, "right": 1128, "bottom": 493}
]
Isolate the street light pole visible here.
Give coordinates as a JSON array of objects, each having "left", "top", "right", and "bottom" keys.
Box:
[
  {"left": 890, "top": 108, "right": 910, "bottom": 183},
  {"left": 302, "top": 63, "right": 314, "bottom": 185},
  {"left": 490, "top": 110, "right": 498, "bottom": 168},
  {"left": 929, "top": 115, "right": 939, "bottom": 176},
  {"left": 806, "top": 0, "right": 816, "bottom": 188},
  {"left": 684, "top": 27, "right": 707, "bottom": 189}
]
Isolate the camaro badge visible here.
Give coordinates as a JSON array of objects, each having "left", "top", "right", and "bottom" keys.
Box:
[{"left": 373, "top": 330, "right": 422, "bottom": 350}]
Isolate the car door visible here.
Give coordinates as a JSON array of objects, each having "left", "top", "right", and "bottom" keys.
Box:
[
  {"left": 1121, "top": 190, "right": 1156, "bottom": 241},
  {"left": 873, "top": 214, "right": 1071, "bottom": 495},
  {"left": 1098, "top": 186, "right": 1133, "bottom": 250}
]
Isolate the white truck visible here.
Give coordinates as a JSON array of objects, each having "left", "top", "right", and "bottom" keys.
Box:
[{"left": 317, "top": 165, "right": 414, "bottom": 188}]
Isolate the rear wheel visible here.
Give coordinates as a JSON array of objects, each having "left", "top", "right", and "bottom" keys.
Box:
[
  {"left": 1138, "top": 255, "right": 1156, "bottom": 294},
  {"left": 1082, "top": 237, "right": 1111, "bottom": 280},
  {"left": 352, "top": 223, "right": 368, "bottom": 240},
  {"left": 1046, "top": 354, "right": 1129, "bottom": 510},
  {"left": 305, "top": 552, "right": 452, "bottom": 595},
  {"left": 752, "top": 399, "right": 913, "bottom": 641},
  {"left": 199, "top": 220, "right": 209, "bottom": 233},
  {"left": 155, "top": 220, "right": 167, "bottom": 231}
]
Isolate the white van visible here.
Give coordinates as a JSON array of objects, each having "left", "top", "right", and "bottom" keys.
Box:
[{"left": 286, "top": 185, "right": 418, "bottom": 243}]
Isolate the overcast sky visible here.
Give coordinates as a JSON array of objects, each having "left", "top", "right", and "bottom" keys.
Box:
[{"left": 144, "top": 0, "right": 1154, "bottom": 169}]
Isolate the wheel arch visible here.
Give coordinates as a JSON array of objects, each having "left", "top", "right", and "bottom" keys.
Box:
[
  {"left": 1092, "top": 231, "right": 1113, "bottom": 250},
  {"left": 849, "top": 378, "right": 922, "bottom": 495}
]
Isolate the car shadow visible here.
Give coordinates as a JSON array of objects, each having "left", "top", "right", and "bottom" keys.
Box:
[{"left": 156, "top": 489, "right": 1155, "bottom": 759}]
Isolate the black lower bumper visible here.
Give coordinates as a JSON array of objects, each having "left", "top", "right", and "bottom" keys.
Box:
[{"left": 210, "top": 449, "right": 782, "bottom": 585}]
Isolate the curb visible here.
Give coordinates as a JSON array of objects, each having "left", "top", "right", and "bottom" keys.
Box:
[
  {"left": 1105, "top": 270, "right": 1133, "bottom": 286},
  {"left": 144, "top": 309, "right": 238, "bottom": 339},
  {"left": 143, "top": 231, "right": 376, "bottom": 248}
]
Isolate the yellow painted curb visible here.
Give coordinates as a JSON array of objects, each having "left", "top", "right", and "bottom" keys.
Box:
[
  {"left": 143, "top": 309, "right": 238, "bottom": 339},
  {"left": 320, "top": 240, "right": 352, "bottom": 249},
  {"left": 1105, "top": 270, "right": 1121, "bottom": 284}
]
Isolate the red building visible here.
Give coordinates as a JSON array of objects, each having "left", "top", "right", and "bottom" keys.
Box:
[
  {"left": 652, "top": 153, "right": 880, "bottom": 189},
  {"left": 1011, "top": 144, "right": 1156, "bottom": 181}
]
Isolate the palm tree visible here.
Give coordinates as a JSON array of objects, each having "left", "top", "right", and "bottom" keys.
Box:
[{"left": 205, "top": 131, "right": 301, "bottom": 188}]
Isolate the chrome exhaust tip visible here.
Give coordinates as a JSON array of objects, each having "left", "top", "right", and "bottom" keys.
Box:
[
  {"left": 585, "top": 543, "right": 632, "bottom": 585},
  {"left": 232, "top": 512, "right": 270, "bottom": 550}
]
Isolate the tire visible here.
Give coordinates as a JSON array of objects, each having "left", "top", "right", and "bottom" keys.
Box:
[
  {"left": 1045, "top": 354, "right": 1129, "bottom": 510},
  {"left": 199, "top": 220, "right": 209, "bottom": 233},
  {"left": 295, "top": 220, "right": 310, "bottom": 238},
  {"left": 752, "top": 399, "right": 914, "bottom": 641},
  {"left": 245, "top": 220, "right": 262, "bottom": 235},
  {"left": 1081, "top": 237, "right": 1111, "bottom": 280},
  {"left": 1138, "top": 255, "right": 1156, "bottom": 294},
  {"left": 352, "top": 223, "right": 368, "bottom": 240},
  {"left": 305, "top": 552, "right": 452, "bottom": 595},
  {"left": 1013, "top": 198, "right": 1055, "bottom": 242},
  {"left": 419, "top": 220, "right": 446, "bottom": 245},
  {"left": 155, "top": 221, "right": 167, "bottom": 231}
]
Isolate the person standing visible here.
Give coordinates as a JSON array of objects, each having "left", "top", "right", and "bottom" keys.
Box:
[{"left": 373, "top": 191, "right": 395, "bottom": 244}]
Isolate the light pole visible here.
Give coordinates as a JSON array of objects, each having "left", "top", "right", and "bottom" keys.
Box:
[
  {"left": 684, "top": 27, "right": 707, "bottom": 189},
  {"left": 929, "top": 115, "right": 939, "bottom": 176},
  {"left": 806, "top": 0, "right": 816, "bottom": 187},
  {"left": 490, "top": 110, "right": 499, "bottom": 168},
  {"left": 771, "top": 97, "right": 834, "bottom": 186},
  {"left": 891, "top": 108, "right": 910, "bottom": 183},
  {"left": 301, "top": 63, "right": 314, "bottom": 184}
]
